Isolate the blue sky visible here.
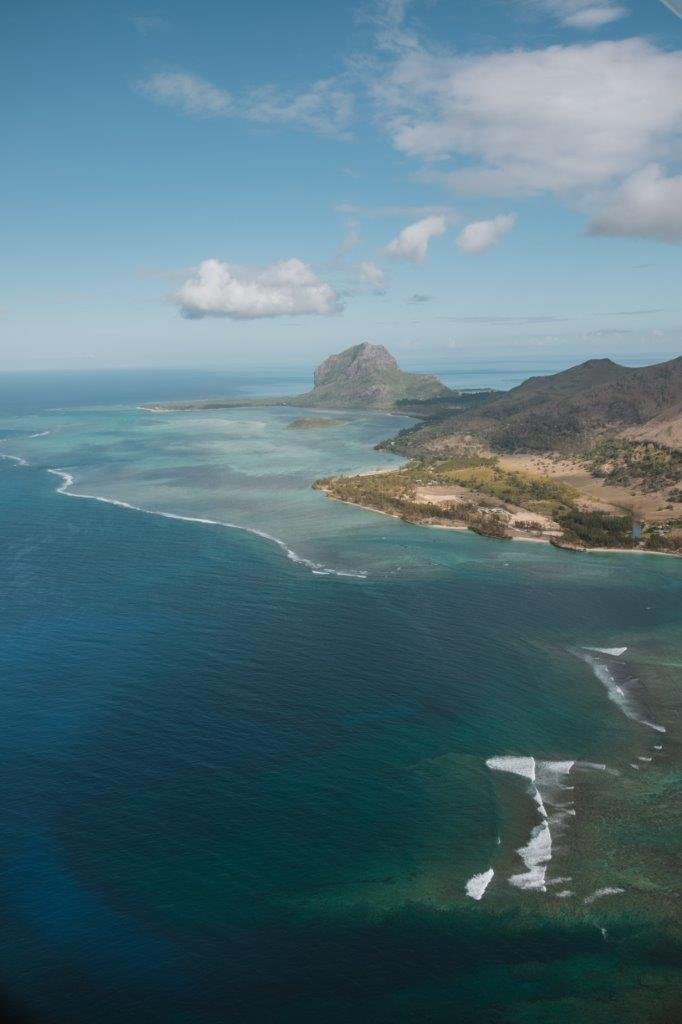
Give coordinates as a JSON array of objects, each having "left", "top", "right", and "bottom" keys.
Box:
[{"left": 2, "top": 0, "right": 681, "bottom": 370}]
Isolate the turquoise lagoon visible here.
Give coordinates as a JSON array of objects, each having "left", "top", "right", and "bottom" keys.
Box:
[{"left": 0, "top": 370, "right": 680, "bottom": 1024}]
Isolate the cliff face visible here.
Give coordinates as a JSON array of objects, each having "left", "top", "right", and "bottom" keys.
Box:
[
  {"left": 313, "top": 343, "right": 399, "bottom": 387},
  {"left": 291, "top": 342, "right": 448, "bottom": 410}
]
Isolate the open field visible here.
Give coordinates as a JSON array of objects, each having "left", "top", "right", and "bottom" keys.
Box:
[{"left": 496, "top": 453, "right": 682, "bottom": 524}]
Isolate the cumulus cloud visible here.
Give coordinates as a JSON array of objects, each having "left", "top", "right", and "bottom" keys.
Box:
[
  {"left": 456, "top": 213, "right": 517, "bottom": 253},
  {"left": 384, "top": 215, "right": 446, "bottom": 263},
  {"left": 358, "top": 260, "right": 387, "bottom": 290},
  {"left": 587, "top": 164, "right": 682, "bottom": 242},
  {"left": 172, "top": 258, "right": 342, "bottom": 319},
  {"left": 137, "top": 72, "right": 231, "bottom": 116},
  {"left": 371, "top": 39, "right": 682, "bottom": 197},
  {"left": 137, "top": 72, "right": 352, "bottom": 136}
]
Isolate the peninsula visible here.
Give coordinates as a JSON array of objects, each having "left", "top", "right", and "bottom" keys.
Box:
[
  {"left": 145, "top": 345, "right": 682, "bottom": 553},
  {"left": 321, "top": 355, "right": 681, "bottom": 552},
  {"left": 142, "top": 342, "right": 451, "bottom": 413}
]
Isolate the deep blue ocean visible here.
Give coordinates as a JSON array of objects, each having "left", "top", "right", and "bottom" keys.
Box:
[{"left": 0, "top": 368, "right": 680, "bottom": 1024}]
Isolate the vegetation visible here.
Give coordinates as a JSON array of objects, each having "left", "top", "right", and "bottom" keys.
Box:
[
  {"left": 556, "top": 510, "right": 635, "bottom": 549},
  {"left": 381, "top": 355, "right": 682, "bottom": 457},
  {"left": 313, "top": 458, "right": 513, "bottom": 539},
  {"left": 289, "top": 342, "right": 448, "bottom": 410},
  {"left": 392, "top": 390, "right": 498, "bottom": 420},
  {"left": 315, "top": 452, "right": 681, "bottom": 553},
  {"left": 644, "top": 526, "right": 682, "bottom": 553},
  {"left": 314, "top": 455, "right": 579, "bottom": 542},
  {"left": 287, "top": 417, "right": 345, "bottom": 430},
  {"left": 587, "top": 439, "right": 682, "bottom": 493}
]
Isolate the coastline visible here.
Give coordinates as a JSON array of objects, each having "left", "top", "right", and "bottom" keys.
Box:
[{"left": 316, "top": 485, "right": 682, "bottom": 558}]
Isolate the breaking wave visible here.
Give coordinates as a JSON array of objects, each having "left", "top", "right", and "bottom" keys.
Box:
[
  {"left": 465, "top": 868, "right": 494, "bottom": 901},
  {"left": 46, "top": 470, "right": 368, "bottom": 579},
  {"left": 584, "top": 887, "right": 625, "bottom": 905},
  {"left": 0, "top": 452, "right": 28, "bottom": 467},
  {"left": 0, "top": 450, "right": 368, "bottom": 579},
  {"left": 486, "top": 757, "right": 575, "bottom": 893},
  {"left": 575, "top": 647, "right": 665, "bottom": 734}
]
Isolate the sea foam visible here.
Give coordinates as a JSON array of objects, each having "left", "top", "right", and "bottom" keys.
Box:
[
  {"left": 509, "top": 820, "right": 552, "bottom": 891},
  {"left": 584, "top": 887, "right": 625, "bottom": 905},
  {"left": 486, "top": 757, "right": 575, "bottom": 893},
  {"left": 575, "top": 648, "right": 666, "bottom": 734},
  {"left": 485, "top": 756, "right": 536, "bottom": 781},
  {"left": 465, "top": 868, "right": 494, "bottom": 901}
]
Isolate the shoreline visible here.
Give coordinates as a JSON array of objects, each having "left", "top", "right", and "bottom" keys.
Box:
[{"left": 317, "top": 486, "right": 682, "bottom": 558}]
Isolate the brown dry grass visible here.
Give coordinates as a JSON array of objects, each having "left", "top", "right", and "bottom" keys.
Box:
[{"left": 496, "top": 453, "right": 681, "bottom": 523}]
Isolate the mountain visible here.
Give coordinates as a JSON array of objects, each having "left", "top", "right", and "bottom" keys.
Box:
[
  {"left": 142, "top": 343, "right": 449, "bottom": 412},
  {"left": 386, "top": 356, "right": 682, "bottom": 454},
  {"left": 287, "top": 343, "right": 449, "bottom": 409}
]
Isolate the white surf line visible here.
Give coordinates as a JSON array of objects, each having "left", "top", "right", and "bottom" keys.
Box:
[
  {"left": 0, "top": 452, "right": 29, "bottom": 466},
  {"left": 583, "top": 886, "right": 625, "bottom": 905},
  {"left": 486, "top": 756, "right": 575, "bottom": 894},
  {"left": 575, "top": 648, "right": 666, "bottom": 734},
  {"left": 47, "top": 469, "right": 367, "bottom": 579},
  {"left": 465, "top": 868, "right": 494, "bottom": 901}
]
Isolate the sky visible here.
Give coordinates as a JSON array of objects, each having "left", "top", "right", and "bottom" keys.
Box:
[{"left": 1, "top": 0, "right": 681, "bottom": 371}]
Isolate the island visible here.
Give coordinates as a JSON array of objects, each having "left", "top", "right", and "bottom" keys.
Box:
[
  {"left": 286, "top": 417, "right": 347, "bottom": 430},
  {"left": 143, "top": 344, "right": 682, "bottom": 554}
]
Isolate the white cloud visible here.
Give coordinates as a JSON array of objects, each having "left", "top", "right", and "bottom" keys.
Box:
[
  {"left": 138, "top": 72, "right": 352, "bottom": 136},
  {"left": 243, "top": 79, "right": 353, "bottom": 137},
  {"left": 358, "top": 260, "right": 387, "bottom": 290},
  {"left": 529, "top": 2, "right": 627, "bottom": 28},
  {"left": 172, "top": 258, "right": 342, "bottom": 319},
  {"left": 335, "top": 221, "right": 361, "bottom": 261},
  {"left": 563, "top": 5, "right": 626, "bottom": 28},
  {"left": 362, "top": 0, "right": 418, "bottom": 53},
  {"left": 137, "top": 72, "right": 231, "bottom": 116},
  {"left": 456, "top": 213, "right": 517, "bottom": 253},
  {"left": 384, "top": 215, "right": 446, "bottom": 262},
  {"left": 371, "top": 39, "right": 682, "bottom": 197},
  {"left": 587, "top": 164, "right": 682, "bottom": 242}
]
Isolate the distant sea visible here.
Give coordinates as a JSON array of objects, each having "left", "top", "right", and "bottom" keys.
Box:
[{"left": 0, "top": 368, "right": 680, "bottom": 1024}]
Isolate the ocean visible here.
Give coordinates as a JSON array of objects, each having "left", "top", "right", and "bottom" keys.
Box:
[{"left": 0, "top": 368, "right": 680, "bottom": 1024}]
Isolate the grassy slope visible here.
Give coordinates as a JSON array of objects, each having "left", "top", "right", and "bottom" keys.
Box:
[{"left": 385, "top": 356, "right": 682, "bottom": 455}]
